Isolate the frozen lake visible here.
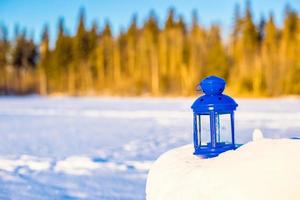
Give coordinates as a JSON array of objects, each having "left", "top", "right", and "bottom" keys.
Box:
[{"left": 0, "top": 96, "right": 299, "bottom": 199}]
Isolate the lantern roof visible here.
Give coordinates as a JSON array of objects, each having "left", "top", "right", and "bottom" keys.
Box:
[{"left": 191, "top": 76, "right": 238, "bottom": 114}]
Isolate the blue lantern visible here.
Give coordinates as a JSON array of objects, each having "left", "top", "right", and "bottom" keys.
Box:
[{"left": 191, "top": 76, "right": 239, "bottom": 158}]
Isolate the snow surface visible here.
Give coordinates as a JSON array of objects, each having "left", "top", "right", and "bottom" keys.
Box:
[
  {"left": 0, "top": 96, "right": 299, "bottom": 199},
  {"left": 146, "top": 130, "right": 300, "bottom": 200}
]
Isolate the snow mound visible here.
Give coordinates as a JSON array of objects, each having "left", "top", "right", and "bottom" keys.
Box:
[{"left": 146, "top": 130, "right": 300, "bottom": 200}]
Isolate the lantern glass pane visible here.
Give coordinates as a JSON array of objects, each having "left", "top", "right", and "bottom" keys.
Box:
[
  {"left": 218, "top": 114, "right": 232, "bottom": 143},
  {"left": 199, "top": 115, "right": 210, "bottom": 145}
]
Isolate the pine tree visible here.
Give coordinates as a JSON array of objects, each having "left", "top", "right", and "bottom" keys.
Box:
[
  {"left": 95, "top": 21, "right": 114, "bottom": 92},
  {"left": 126, "top": 15, "right": 139, "bottom": 93},
  {"left": 88, "top": 21, "right": 99, "bottom": 91},
  {"left": 262, "top": 14, "right": 279, "bottom": 95},
  {"left": 230, "top": 1, "right": 259, "bottom": 94},
  {"left": 38, "top": 25, "right": 50, "bottom": 94},
  {"left": 162, "top": 8, "right": 186, "bottom": 94},
  {"left": 0, "top": 25, "right": 8, "bottom": 69},
  {"left": 142, "top": 12, "right": 160, "bottom": 94},
  {"left": 187, "top": 10, "right": 207, "bottom": 94},
  {"left": 232, "top": 3, "right": 242, "bottom": 45},
  {"left": 52, "top": 18, "right": 73, "bottom": 93},
  {"left": 11, "top": 28, "right": 37, "bottom": 93},
  {"left": 165, "top": 8, "right": 176, "bottom": 29},
  {"left": 73, "top": 8, "right": 93, "bottom": 94},
  {"left": 206, "top": 25, "right": 229, "bottom": 79},
  {"left": 258, "top": 15, "right": 266, "bottom": 45},
  {"left": 0, "top": 25, "right": 9, "bottom": 94},
  {"left": 280, "top": 8, "right": 300, "bottom": 94}
]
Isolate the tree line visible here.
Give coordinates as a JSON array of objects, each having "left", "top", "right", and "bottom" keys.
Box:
[{"left": 0, "top": 3, "right": 300, "bottom": 96}]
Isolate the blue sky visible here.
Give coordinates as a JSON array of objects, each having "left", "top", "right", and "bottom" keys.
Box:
[{"left": 0, "top": 0, "right": 299, "bottom": 45}]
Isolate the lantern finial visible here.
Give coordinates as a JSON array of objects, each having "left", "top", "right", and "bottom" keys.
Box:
[{"left": 198, "top": 76, "right": 226, "bottom": 95}]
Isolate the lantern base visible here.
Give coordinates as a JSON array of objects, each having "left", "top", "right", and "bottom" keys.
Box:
[{"left": 194, "top": 143, "right": 241, "bottom": 158}]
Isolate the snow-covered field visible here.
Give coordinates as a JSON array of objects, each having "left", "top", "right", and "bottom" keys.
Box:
[{"left": 0, "top": 96, "right": 299, "bottom": 199}]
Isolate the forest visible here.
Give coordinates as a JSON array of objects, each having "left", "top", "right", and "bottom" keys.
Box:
[{"left": 0, "top": 2, "right": 300, "bottom": 96}]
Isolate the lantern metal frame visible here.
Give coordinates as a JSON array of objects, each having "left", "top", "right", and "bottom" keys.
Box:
[{"left": 191, "top": 76, "right": 239, "bottom": 158}]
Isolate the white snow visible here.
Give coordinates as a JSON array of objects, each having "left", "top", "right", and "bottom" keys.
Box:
[
  {"left": 252, "top": 128, "right": 264, "bottom": 141},
  {"left": 54, "top": 156, "right": 101, "bottom": 175},
  {"left": 0, "top": 155, "right": 51, "bottom": 172},
  {"left": 0, "top": 154, "right": 151, "bottom": 177},
  {"left": 54, "top": 157, "right": 152, "bottom": 175},
  {"left": 0, "top": 97, "right": 300, "bottom": 199},
  {"left": 146, "top": 130, "right": 300, "bottom": 200}
]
